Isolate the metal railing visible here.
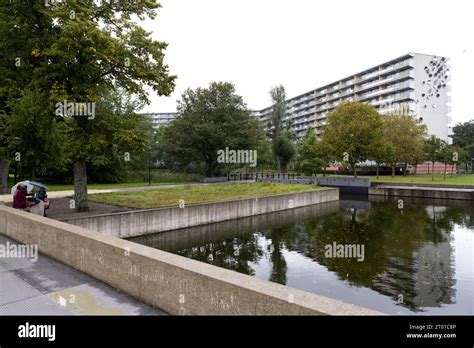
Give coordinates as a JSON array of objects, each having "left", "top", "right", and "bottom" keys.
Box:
[{"left": 226, "top": 172, "right": 300, "bottom": 182}]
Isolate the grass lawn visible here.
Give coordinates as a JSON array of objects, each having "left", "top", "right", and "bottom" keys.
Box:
[
  {"left": 88, "top": 182, "right": 322, "bottom": 209},
  {"left": 44, "top": 182, "right": 196, "bottom": 191},
  {"left": 359, "top": 174, "right": 474, "bottom": 186}
]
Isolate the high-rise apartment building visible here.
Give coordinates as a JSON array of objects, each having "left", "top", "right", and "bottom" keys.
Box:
[
  {"left": 253, "top": 53, "right": 451, "bottom": 141},
  {"left": 144, "top": 112, "right": 178, "bottom": 127}
]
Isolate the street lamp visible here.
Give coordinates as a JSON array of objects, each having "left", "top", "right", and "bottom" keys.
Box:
[
  {"left": 148, "top": 146, "right": 152, "bottom": 186},
  {"left": 11, "top": 137, "right": 22, "bottom": 183}
]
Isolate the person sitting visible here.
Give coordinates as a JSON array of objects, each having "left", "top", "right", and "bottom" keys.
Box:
[
  {"left": 12, "top": 184, "right": 33, "bottom": 211},
  {"left": 33, "top": 188, "right": 49, "bottom": 216}
]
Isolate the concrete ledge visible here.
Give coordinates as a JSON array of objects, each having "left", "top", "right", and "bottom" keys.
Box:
[
  {"left": 62, "top": 189, "right": 339, "bottom": 238},
  {"left": 131, "top": 201, "right": 341, "bottom": 252},
  {"left": 0, "top": 205, "right": 381, "bottom": 315},
  {"left": 369, "top": 186, "right": 474, "bottom": 201},
  {"left": 370, "top": 182, "right": 474, "bottom": 189}
]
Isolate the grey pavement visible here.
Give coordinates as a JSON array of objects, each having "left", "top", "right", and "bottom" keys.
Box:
[{"left": 0, "top": 234, "right": 166, "bottom": 316}]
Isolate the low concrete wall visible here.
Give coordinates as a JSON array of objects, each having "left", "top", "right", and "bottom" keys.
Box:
[
  {"left": 369, "top": 186, "right": 474, "bottom": 201},
  {"left": 62, "top": 189, "right": 339, "bottom": 238},
  {"left": 131, "top": 201, "right": 341, "bottom": 253},
  {"left": 0, "top": 205, "right": 380, "bottom": 315}
]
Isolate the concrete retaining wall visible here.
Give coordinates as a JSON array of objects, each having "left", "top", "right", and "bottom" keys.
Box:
[
  {"left": 62, "top": 189, "right": 339, "bottom": 238},
  {"left": 369, "top": 186, "right": 474, "bottom": 201},
  {"left": 0, "top": 205, "right": 380, "bottom": 315}
]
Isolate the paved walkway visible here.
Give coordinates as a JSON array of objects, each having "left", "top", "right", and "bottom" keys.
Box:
[{"left": 0, "top": 234, "right": 166, "bottom": 315}]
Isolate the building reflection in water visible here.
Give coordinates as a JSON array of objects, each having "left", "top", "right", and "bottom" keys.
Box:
[{"left": 130, "top": 196, "right": 473, "bottom": 314}]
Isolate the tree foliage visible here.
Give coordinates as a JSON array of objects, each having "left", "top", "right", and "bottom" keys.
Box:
[
  {"left": 383, "top": 114, "right": 427, "bottom": 177},
  {"left": 320, "top": 102, "right": 384, "bottom": 177},
  {"left": 269, "top": 85, "right": 286, "bottom": 139},
  {"left": 273, "top": 131, "right": 296, "bottom": 173},
  {"left": 296, "top": 128, "right": 325, "bottom": 175},
  {"left": 0, "top": 1, "right": 176, "bottom": 210},
  {"left": 423, "top": 135, "right": 445, "bottom": 181},
  {"left": 452, "top": 120, "right": 474, "bottom": 165},
  {"left": 160, "top": 82, "right": 266, "bottom": 176}
]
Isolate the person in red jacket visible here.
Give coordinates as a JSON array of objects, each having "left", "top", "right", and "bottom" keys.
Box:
[{"left": 13, "top": 184, "right": 33, "bottom": 211}]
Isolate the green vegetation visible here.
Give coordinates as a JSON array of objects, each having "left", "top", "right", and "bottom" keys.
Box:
[
  {"left": 296, "top": 128, "right": 326, "bottom": 175},
  {"left": 39, "top": 182, "right": 196, "bottom": 192},
  {"left": 159, "top": 82, "right": 271, "bottom": 176},
  {"left": 268, "top": 85, "right": 296, "bottom": 173},
  {"left": 452, "top": 120, "right": 474, "bottom": 164},
  {"left": 320, "top": 102, "right": 385, "bottom": 177},
  {"left": 382, "top": 114, "right": 427, "bottom": 177},
  {"left": 88, "top": 183, "right": 322, "bottom": 209},
  {"left": 0, "top": 1, "right": 176, "bottom": 211},
  {"left": 1, "top": 0, "right": 472, "bottom": 210}
]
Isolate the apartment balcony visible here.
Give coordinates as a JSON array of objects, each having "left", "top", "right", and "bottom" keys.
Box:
[
  {"left": 359, "top": 59, "right": 414, "bottom": 83},
  {"left": 358, "top": 70, "right": 415, "bottom": 93}
]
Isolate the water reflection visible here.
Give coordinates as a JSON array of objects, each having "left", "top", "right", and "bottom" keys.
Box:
[{"left": 130, "top": 196, "right": 474, "bottom": 314}]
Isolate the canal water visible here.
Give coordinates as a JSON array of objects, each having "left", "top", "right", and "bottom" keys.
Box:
[{"left": 130, "top": 195, "right": 474, "bottom": 315}]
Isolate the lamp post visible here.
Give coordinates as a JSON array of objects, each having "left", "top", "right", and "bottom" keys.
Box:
[
  {"left": 11, "top": 137, "right": 22, "bottom": 183},
  {"left": 148, "top": 146, "right": 152, "bottom": 186}
]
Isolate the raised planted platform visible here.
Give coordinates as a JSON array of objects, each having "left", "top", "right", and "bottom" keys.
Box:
[{"left": 61, "top": 189, "right": 339, "bottom": 238}]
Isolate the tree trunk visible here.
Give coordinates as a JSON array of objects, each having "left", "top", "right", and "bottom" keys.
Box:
[
  {"left": 74, "top": 161, "right": 89, "bottom": 212},
  {"left": 376, "top": 164, "right": 379, "bottom": 179},
  {"left": 444, "top": 163, "right": 447, "bottom": 180},
  {"left": 414, "top": 165, "right": 418, "bottom": 175},
  {"left": 0, "top": 159, "right": 10, "bottom": 194},
  {"left": 451, "top": 164, "right": 454, "bottom": 177},
  {"left": 391, "top": 165, "right": 395, "bottom": 178},
  {"left": 353, "top": 165, "right": 358, "bottom": 178},
  {"left": 280, "top": 161, "right": 287, "bottom": 173},
  {"left": 31, "top": 164, "right": 36, "bottom": 181},
  {"left": 323, "top": 165, "right": 327, "bottom": 177}
]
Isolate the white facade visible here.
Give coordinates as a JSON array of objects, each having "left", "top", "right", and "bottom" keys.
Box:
[
  {"left": 253, "top": 53, "right": 451, "bottom": 142},
  {"left": 145, "top": 113, "right": 178, "bottom": 128}
]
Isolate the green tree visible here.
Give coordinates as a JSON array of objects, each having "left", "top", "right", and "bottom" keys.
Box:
[
  {"left": 3, "top": 89, "right": 66, "bottom": 181},
  {"left": 439, "top": 142, "right": 453, "bottom": 180},
  {"left": 0, "top": 0, "right": 58, "bottom": 192},
  {"left": 71, "top": 88, "right": 152, "bottom": 184},
  {"left": 160, "top": 82, "right": 265, "bottom": 176},
  {"left": 296, "top": 128, "right": 325, "bottom": 175},
  {"left": 371, "top": 138, "right": 391, "bottom": 179},
  {"left": 273, "top": 131, "right": 296, "bottom": 173},
  {"left": 423, "top": 135, "right": 445, "bottom": 181},
  {"left": 383, "top": 115, "right": 427, "bottom": 177},
  {"left": 440, "top": 144, "right": 469, "bottom": 178},
  {"left": 452, "top": 120, "right": 474, "bottom": 173},
  {"left": 320, "top": 102, "right": 384, "bottom": 178},
  {"left": 2, "top": 1, "right": 176, "bottom": 211},
  {"left": 269, "top": 85, "right": 286, "bottom": 139}
]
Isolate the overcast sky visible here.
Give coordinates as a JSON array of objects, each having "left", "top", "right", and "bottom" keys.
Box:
[{"left": 140, "top": 0, "right": 473, "bottom": 124}]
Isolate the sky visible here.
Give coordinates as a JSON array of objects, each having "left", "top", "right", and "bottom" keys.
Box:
[{"left": 139, "top": 0, "right": 473, "bottom": 125}]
